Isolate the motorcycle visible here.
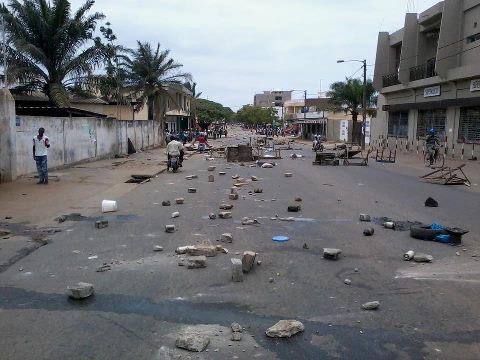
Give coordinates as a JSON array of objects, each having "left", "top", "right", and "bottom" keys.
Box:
[
  {"left": 312, "top": 139, "right": 324, "bottom": 152},
  {"left": 168, "top": 154, "right": 180, "bottom": 173}
]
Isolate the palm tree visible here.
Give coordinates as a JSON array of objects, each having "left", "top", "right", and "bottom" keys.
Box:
[
  {"left": 0, "top": 0, "right": 105, "bottom": 107},
  {"left": 125, "top": 41, "right": 191, "bottom": 136},
  {"left": 327, "top": 78, "right": 376, "bottom": 144}
]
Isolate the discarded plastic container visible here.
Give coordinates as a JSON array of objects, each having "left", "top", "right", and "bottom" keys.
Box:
[
  {"left": 272, "top": 236, "right": 289, "bottom": 243},
  {"left": 102, "top": 200, "right": 118, "bottom": 213}
]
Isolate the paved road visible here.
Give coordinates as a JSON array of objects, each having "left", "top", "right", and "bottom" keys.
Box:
[{"left": 1, "top": 132, "right": 479, "bottom": 360}]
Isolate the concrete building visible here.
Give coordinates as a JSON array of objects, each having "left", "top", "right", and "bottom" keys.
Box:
[
  {"left": 164, "top": 85, "right": 193, "bottom": 133},
  {"left": 254, "top": 91, "right": 292, "bottom": 108},
  {"left": 372, "top": 0, "right": 480, "bottom": 156}
]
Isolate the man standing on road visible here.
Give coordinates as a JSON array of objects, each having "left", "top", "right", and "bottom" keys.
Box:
[{"left": 33, "top": 127, "right": 50, "bottom": 184}]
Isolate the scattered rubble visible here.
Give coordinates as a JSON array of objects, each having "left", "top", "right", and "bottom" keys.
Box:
[
  {"left": 231, "top": 322, "right": 242, "bottom": 341},
  {"left": 265, "top": 320, "right": 304, "bottom": 338},
  {"left": 102, "top": 200, "right": 118, "bottom": 213},
  {"left": 219, "top": 211, "right": 232, "bottom": 219},
  {"left": 383, "top": 221, "right": 395, "bottom": 229},
  {"left": 323, "top": 248, "right": 342, "bottom": 260},
  {"left": 175, "top": 198, "right": 185, "bottom": 205},
  {"left": 209, "top": 213, "right": 217, "bottom": 220},
  {"left": 242, "top": 217, "right": 259, "bottom": 225},
  {"left": 215, "top": 245, "right": 228, "bottom": 254},
  {"left": 284, "top": 173, "right": 293, "bottom": 178},
  {"left": 231, "top": 258, "right": 244, "bottom": 282},
  {"left": 175, "top": 333, "right": 210, "bottom": 352},
  {"left": 186, "top": 256, "right": 207, "bottom": 269},
  {"left": 425, "top": 197, "right": 439, "bottom": 207},
  {"left": 295, "top": 197, "right": 302, "bottom": 202},
  {"left": 0, "top": 228, "right": 12, "bottom": 237},
  {"left": 251, "top": 176, "right": 259, "bottom": 181},
  {"left": 208, "top": 175, "right": 215, "bottom": 182},
  {"left": 188, "top": 188, "right": 197, "bottom": 193},
  {"left": 95, "top": 220, "right": 109, "bottom": 229},
  {"left": 242, "top": 251, "right": 256, "bottom": 273},
  {"left": 96, "top": 264, "right": 112, "bottom": 272},
  {"left": 403, "top": 250, "right": 415, "bottom": 261},
  {"left": 67, "top": 282, "right": 94, "bottom": 299},
  {"left": 219, "top": 172, "right": 226, "bottom": 176},
  {"left": 362, "top": 301, "right": 380, "bottom": 310},
  {"left": 363, "top": 228, "right": 374, "bottom": 236},
  {"left": 254, "top": 188, "right": 263, "bottom": 193},
  {"left": 261, "top": 163, "right": 274, "bottom": 168},
  {"left": 288, "top": 205, "right": 301, "bottom": 212},
  {"left": 219, "top": 204, "right": 234, "bottom": 210},
  {"left": 162, "top": 200, "right": 171, "bottom": 206},
  {"left": 232, "top": 174, "right": 240, "bottom": 180},
  {"left": 344, "top": 279, "right": 352, "bottom": 285},
  {"left": 229, "top": 193, "right": 239, "bottom": 200},
  {"left": 185, "top": 175, "right": 198, "bottom": 180},
  {"left": 208, "top": 166, "right": 216, "bottom": 172},
  {"left": 186, "top": 243, "right": 217, "bottom": 257},
  {"left": 171, "top": 211, "right": 180, "bottom": 218},
  {"left": 413, "top": 253, "right": 433, "bottom": 263},
  {"left": 165, "top": 225, "right": 176, "bottom": 233},
  {"left": 303, "top": 243, "right": 309, "bottom": 250},
  {"left": 221, "top": 233, "right": 233, "bottom": 243},
  {"left": 154, "top": 245, "right": 164, "bottom": 252},
  {"left": 359, "top": 214, "right": 371, "bottom": 222}
]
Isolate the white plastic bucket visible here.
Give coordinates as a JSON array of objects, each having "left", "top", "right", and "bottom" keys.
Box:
[{"left": 102, "top": 200, "right": 118, "bottom": 213}]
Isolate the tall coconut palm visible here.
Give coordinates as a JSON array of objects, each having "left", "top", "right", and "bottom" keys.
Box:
[
  {"left": 184, "top": 81, "right": 202, "bottom": 128},
  {"left": 0, "top": 0, "right": 105, "bottom": 107},
  {"left": 125, "top": 41, "right": 191, "bottom": 127},
  {"left": 327, "top": 78, "right": 376, "bottom": 144}
]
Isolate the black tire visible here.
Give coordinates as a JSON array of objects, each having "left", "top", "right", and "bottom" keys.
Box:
[
  {"left": 410, "top": 225, "right": 447, "bottom": 241},
  {"left": 172, "top": 163, "right": 179, "bottom": 173}
]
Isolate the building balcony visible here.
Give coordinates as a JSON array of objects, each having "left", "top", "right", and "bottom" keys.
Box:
[
  {"left": 409, "top": 58, "right": 436, "bottom": 82},
  {"left": 382, "top": 72, "right": 400, "bottom": 88}
]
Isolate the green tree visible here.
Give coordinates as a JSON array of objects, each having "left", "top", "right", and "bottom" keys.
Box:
[
  {"left": 236, "top": 105, "right": 278, "bottom": 126},
  {"left": 327, "top": 78, "right": 376, "bottom": 144},
  {"left": 125, "top": 41, "right": 191, "bottom": 127},
  {"left": 195, "top": 98, "right": 233, "bottom": 130},
  {"left": 0, "top": 0, "right": 105, "bottom": 107}
]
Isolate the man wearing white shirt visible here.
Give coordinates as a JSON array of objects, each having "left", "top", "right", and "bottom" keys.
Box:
[{"left": 33, "top": 127, "right": 50, "bottom": 184}]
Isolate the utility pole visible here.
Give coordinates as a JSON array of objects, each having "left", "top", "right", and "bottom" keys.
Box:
[
  {"left": 362, "top": 59, "right": 367, "bottom": 149},
  {"left": 304, "top": 90, "right": 307, "bottom": 120}
]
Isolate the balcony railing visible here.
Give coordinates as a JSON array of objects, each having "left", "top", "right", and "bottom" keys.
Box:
[
  {"left": 382, "top": 72, "right": 400, "bottom": 88},
  {"left": 410, "top": 58, "right": 436, "bottom": 82}
]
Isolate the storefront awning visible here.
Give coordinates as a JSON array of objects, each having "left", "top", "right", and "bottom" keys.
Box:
[{"left": 383, "top": 97, "right": 480, "bottom": 112}]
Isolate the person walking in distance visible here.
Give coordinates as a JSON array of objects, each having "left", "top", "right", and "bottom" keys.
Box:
[{"left": 33, "top": 127, "right": 50, "bottom": 184}]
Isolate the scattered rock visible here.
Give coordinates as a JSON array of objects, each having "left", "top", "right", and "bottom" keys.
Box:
[
  {"left": 176, "top": 198, "right": 185, "bottom": 204},
  {"left": 208, "top": 166, "right": 216, "bottom": 172},
  {"left": 186, "top": 243, "right": 217, "bottom": 257},
  {"left": 162, "top": 200, "right": 171, "bottom": 206},
  {"left": 96, "top": 264, "right": 112, "bottom": 272},
  {"left": 0, "top": 228, "right": 12, "bottom": 237},
  {"left": 254, "top": 188, "right": 263, "bottom": 193},
  {"left": 176, "top": 246, "right": 189, "bottom": 254},
  {"left": 383, "top": 221, "right": 395, "bottom": 229},
  {"left": 242, "top": 251, "right": 256, "bottom": 273},
  {"left": 323, "top": 248, "right": 342, "bottom": 260},
  {"left": 242, "top": 217, "right": 259, "bottom": 225},
  {"left": 215, "top": 245, "right": 229, "bottom": 254},
  {"left": 359, "top": 214, "right": 371, "bottom": 222},
  {"left": 269, "top": 277, "right": 275, "bottom": 283},
  {"left": 154, "top": 245, "right": 164, "bottom": 252},
  {"left": 175, "top": 333, "right": 210, "bottom": 352},
  {"left": 219, "top": 204, "right": 234, "bottom": 210},
  {"left": 232, "top": 174, "right": 240, "bottom": 180},
  {"left": 265, "top": 320, "right": 304, "bottom": 338},
  {"left": 67, "top": 282, "right": 94, "bottom": 299},
  {"left": 186, "top": 256, "right": 207, "bottom": 269},
  {"left": 229, "top": 193, "right": 239, "bottom": 200},
  {"left": 257, "top": 260, "right": 262, "bottom": 265},
  {"left": 185, "top": 175, "right": 198, "bottom": 180},
  {"left": 231, "top": 322, "right": 243, "bottom": 333},
  {"left": 95, "top": 219, "right": 109, "bottom": 229},
  {"left": 231, "top": 258, "right": 244, "bottom": 282},
  {"left": 209, "top": 213, "right": 217, "bottom": 220},
  {"left": 56, "top": 215, "right": 67, "bottom": 223},
  {"left": 251, "top": 176, "right": 259, "bottom": 181},
  {"left": 363, "top": 228, "right": 374, "bottom": 236},
  {"left": 288, "top": 205, "right": 301, "bottom": 212},
  {"left": 219, "top": 172, "right": 226, "bottom": 176},
  {"left": 261, "top": 163, "right": 273, "bottom": 168},
  {"left": 208, "top": 175, "right": 215, "bottom": 182},
  {"left": 165, "top": 224, "right": 176, "bottom": 233},
  {"left": 231, "top": 332, "right": 242, "bottom": 341},
  {"left": 188, "top": 188, "right": 197, "bottom": 193},
  {"left": 303, "top": 243, "right": 309, "bottom": 250},
  {"left": 295, "top": 197, "right": 302, "bottom": 202},
  {"left": 5, "top": 216, "right": 12, "bottom": 220},
  {"left": 404, "top": 250, "right": 415, "bottom": 261},
  {"left": 284, "top": 173, "right": 293, "bottom": 178},
  {"left": 344, "top": 279, "right": 352, "bottom": 285},
  {"left": 362, "top": 301, "right": 380, "bottom": 310},
  {"left": 219, "top": 211, "right": 232, "bottom": 219},
  {"left": 230, "top": 187, "right": 238, "bottom": 194},
  {"left": 425, "top": 197, "right": 439, "bottom": 208},
  {"left": 221, "top": 233, "right": 233, "bottom": 243},
  {"left": 171, "top": 211, "right": 180, "bottom": 218},
  {"left": 413, "top": 253, "right": 433, "bottom": 263}
]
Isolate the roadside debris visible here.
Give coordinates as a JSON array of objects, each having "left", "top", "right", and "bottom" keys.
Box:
[
  {"left": 403, "top": 250, "right": 415, "bottom": 261},
  {"left": 363, "top": 228, "right": 374, "bottom": 236},
  {"left": 383, "top": 221, "right": 395, "bottom": 229},
  {"left": 154, "top": 245, "right": 164, "bottom": 252},
  {"left": 288, "top": 205, "right": 301, "bottom": 212},
  {"left": 95, "top": 220, "right": 109, "bottom": 229},
  {"left": 359, "top": 214, "right": 371, "bottom": 222},
  {"left": 209, "top": 213, "right": 217, "bottom": 220},
  {"left": 171, "top": 211, "right": 180, "bottom": 218},
  {"left": 221, "top": 233, "right": 233, "bottom": 243},
  {"left": 362, "top": 301, "right": 380, "bottom": 310},
  {"left": 67, "top": 282, "right": 94, "bottom": 299},
  {"left": 162, "top": 200, "right": 171, "bottom": 206},
  {"left": 242, "top": 217, "right": 259, "bottom": 225},
  {"left": 219, "top": 203, "right": 234, "bottom": 210},
  {"left": 0, "top": 228, "right": 12, "bottom": 237},
  {"left": 254, "top": 188, "right": 263, "bottom": 193},
  {"left": 284, "top": 173, "right": 293, "bottom": 178},
  {"left": 186, "top": 256, "right": 207, "bottom": 269},
  {"left": 215, "top": 245, "right": 229, "bottom": 254},
  {"left": 208, "top": 166, "right": 216, "bottom": 172},
  {"left": 272, "top": 235, "right": 289, "bottom": 242},
  {"left": 425, "top": 197, "right": 439, "bottom": 207},
  {"left": 175, "top": 198, "right": 185, "bottom": 205},
  {"left": 188, "top": 188, "right": 197, "bottom": 193},
  {"left": 231, "top": 258, "right": 244, "bottom": 282},
  {"left": 251, "top": 175, "right": 259, "bottom": 181},
  {"left": 232, "top": 174, "right": 240, "bottom": 180},
  {"left": 344, "top": 279, "right": 352, "bottom": 285},
  {"left": 165, "top": 225, "right": 176, "bottom": 233},
  {"left": 413, "top": 253, "right": 434, "bottom": 263},
  {"left": 261, "top": 163, "right": 274, "bottom": 168},
  {"left": 229, "top": 193, "right": 239, "bottom": 200},
  {"left": 208, "top": 175, "right": 215, "bottom": 182},
  {"left": 219, "top": 211, "right": 232, "bottom": 219},
  {"left": 303, "top": 243, "right": 309, "bottom": 250},
  {"left": 295, "top": 197, "right": 302, "bottom": 202},
  {"left": 242, "top": 251, "right": 256, "bottom": 273},
  {"left": 102, "top": 200, "right": 118, "bottom": 213},
  {"left": 231, "top": 322, "right": 243, "bottom": 341},
  {"left": 265, "top": 320, "right": 304, "bottom": 338},
  {"left": 219, "top": 172, "right": 226, "bottom": 176},
  {"left": 323, "top": 248, "right": 342, "bottom": 260},
  {"left": 96, "top": 264, "right": 112, "bottom": 272},
  {"left": 175, "top": 333, "right": 210, "bottom": 352},
  {"left": 410, "top": 224, "right": 468, "bottom": 244}
]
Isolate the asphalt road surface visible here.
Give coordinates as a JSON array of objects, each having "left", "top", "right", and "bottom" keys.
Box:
[{"left": 1, "top": 131, "right": 479, "bottom": 360}]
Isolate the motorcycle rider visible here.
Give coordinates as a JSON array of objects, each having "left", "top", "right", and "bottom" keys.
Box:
[
  {"left": 166, "top": 135, "right": 184, "bottom": 170},
  {"left": 425, "top": 128, "right": 440, "bottom": 165}
]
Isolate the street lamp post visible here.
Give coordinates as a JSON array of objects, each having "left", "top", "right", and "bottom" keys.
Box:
[{"left": 337, "top": 59, "right": 367, "bottom": 149}]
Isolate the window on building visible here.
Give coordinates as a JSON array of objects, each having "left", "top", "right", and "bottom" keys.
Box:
[
  {"left": 275, "top": 96, "right": 282, "bottom": 101},
  {"left": 417, "top": 109, "right": 446, "bottom": 139},
  {"left": 458, "top": 107, "right": 480, "bottom": 143},
  {"left": 388, "top": 111, "right": 409, "bottom": 137},
  {"left": 467, "top": 32, "right": 480, "bottom": 44}
]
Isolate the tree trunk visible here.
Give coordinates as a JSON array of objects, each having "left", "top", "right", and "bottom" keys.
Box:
[
  {"left": 351, "top": 111, "right": 358, "bottom": 144},
  {"left": 154, "top": 94, "right": 167, "bottom": 146}
]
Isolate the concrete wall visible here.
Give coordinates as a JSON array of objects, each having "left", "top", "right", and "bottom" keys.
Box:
[{"left": 0, "top": 90, "right": 17, "bottom": 182}]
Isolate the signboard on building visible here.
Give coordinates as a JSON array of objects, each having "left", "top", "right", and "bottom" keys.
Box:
[
  {"left": 424, "top": 86, "right": 441, "bottom": 98},
  {"left": 471, "top": 79, "right": 480, "bottom": 92}
]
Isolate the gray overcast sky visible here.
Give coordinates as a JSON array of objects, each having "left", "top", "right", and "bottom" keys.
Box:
[{"left": 73, "top": 0, "right": 440, "bottom": 109}]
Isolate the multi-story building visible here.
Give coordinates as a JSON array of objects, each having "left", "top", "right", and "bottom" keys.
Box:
[
  {"left": 372, "top": 0, "right": 480, "bottom": 156},
  {"left": 254, "top": 91, "right": 292, "bottom": 108},
  {"left": 164, "top": 84, "right": 193, "bottom": 133}
]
